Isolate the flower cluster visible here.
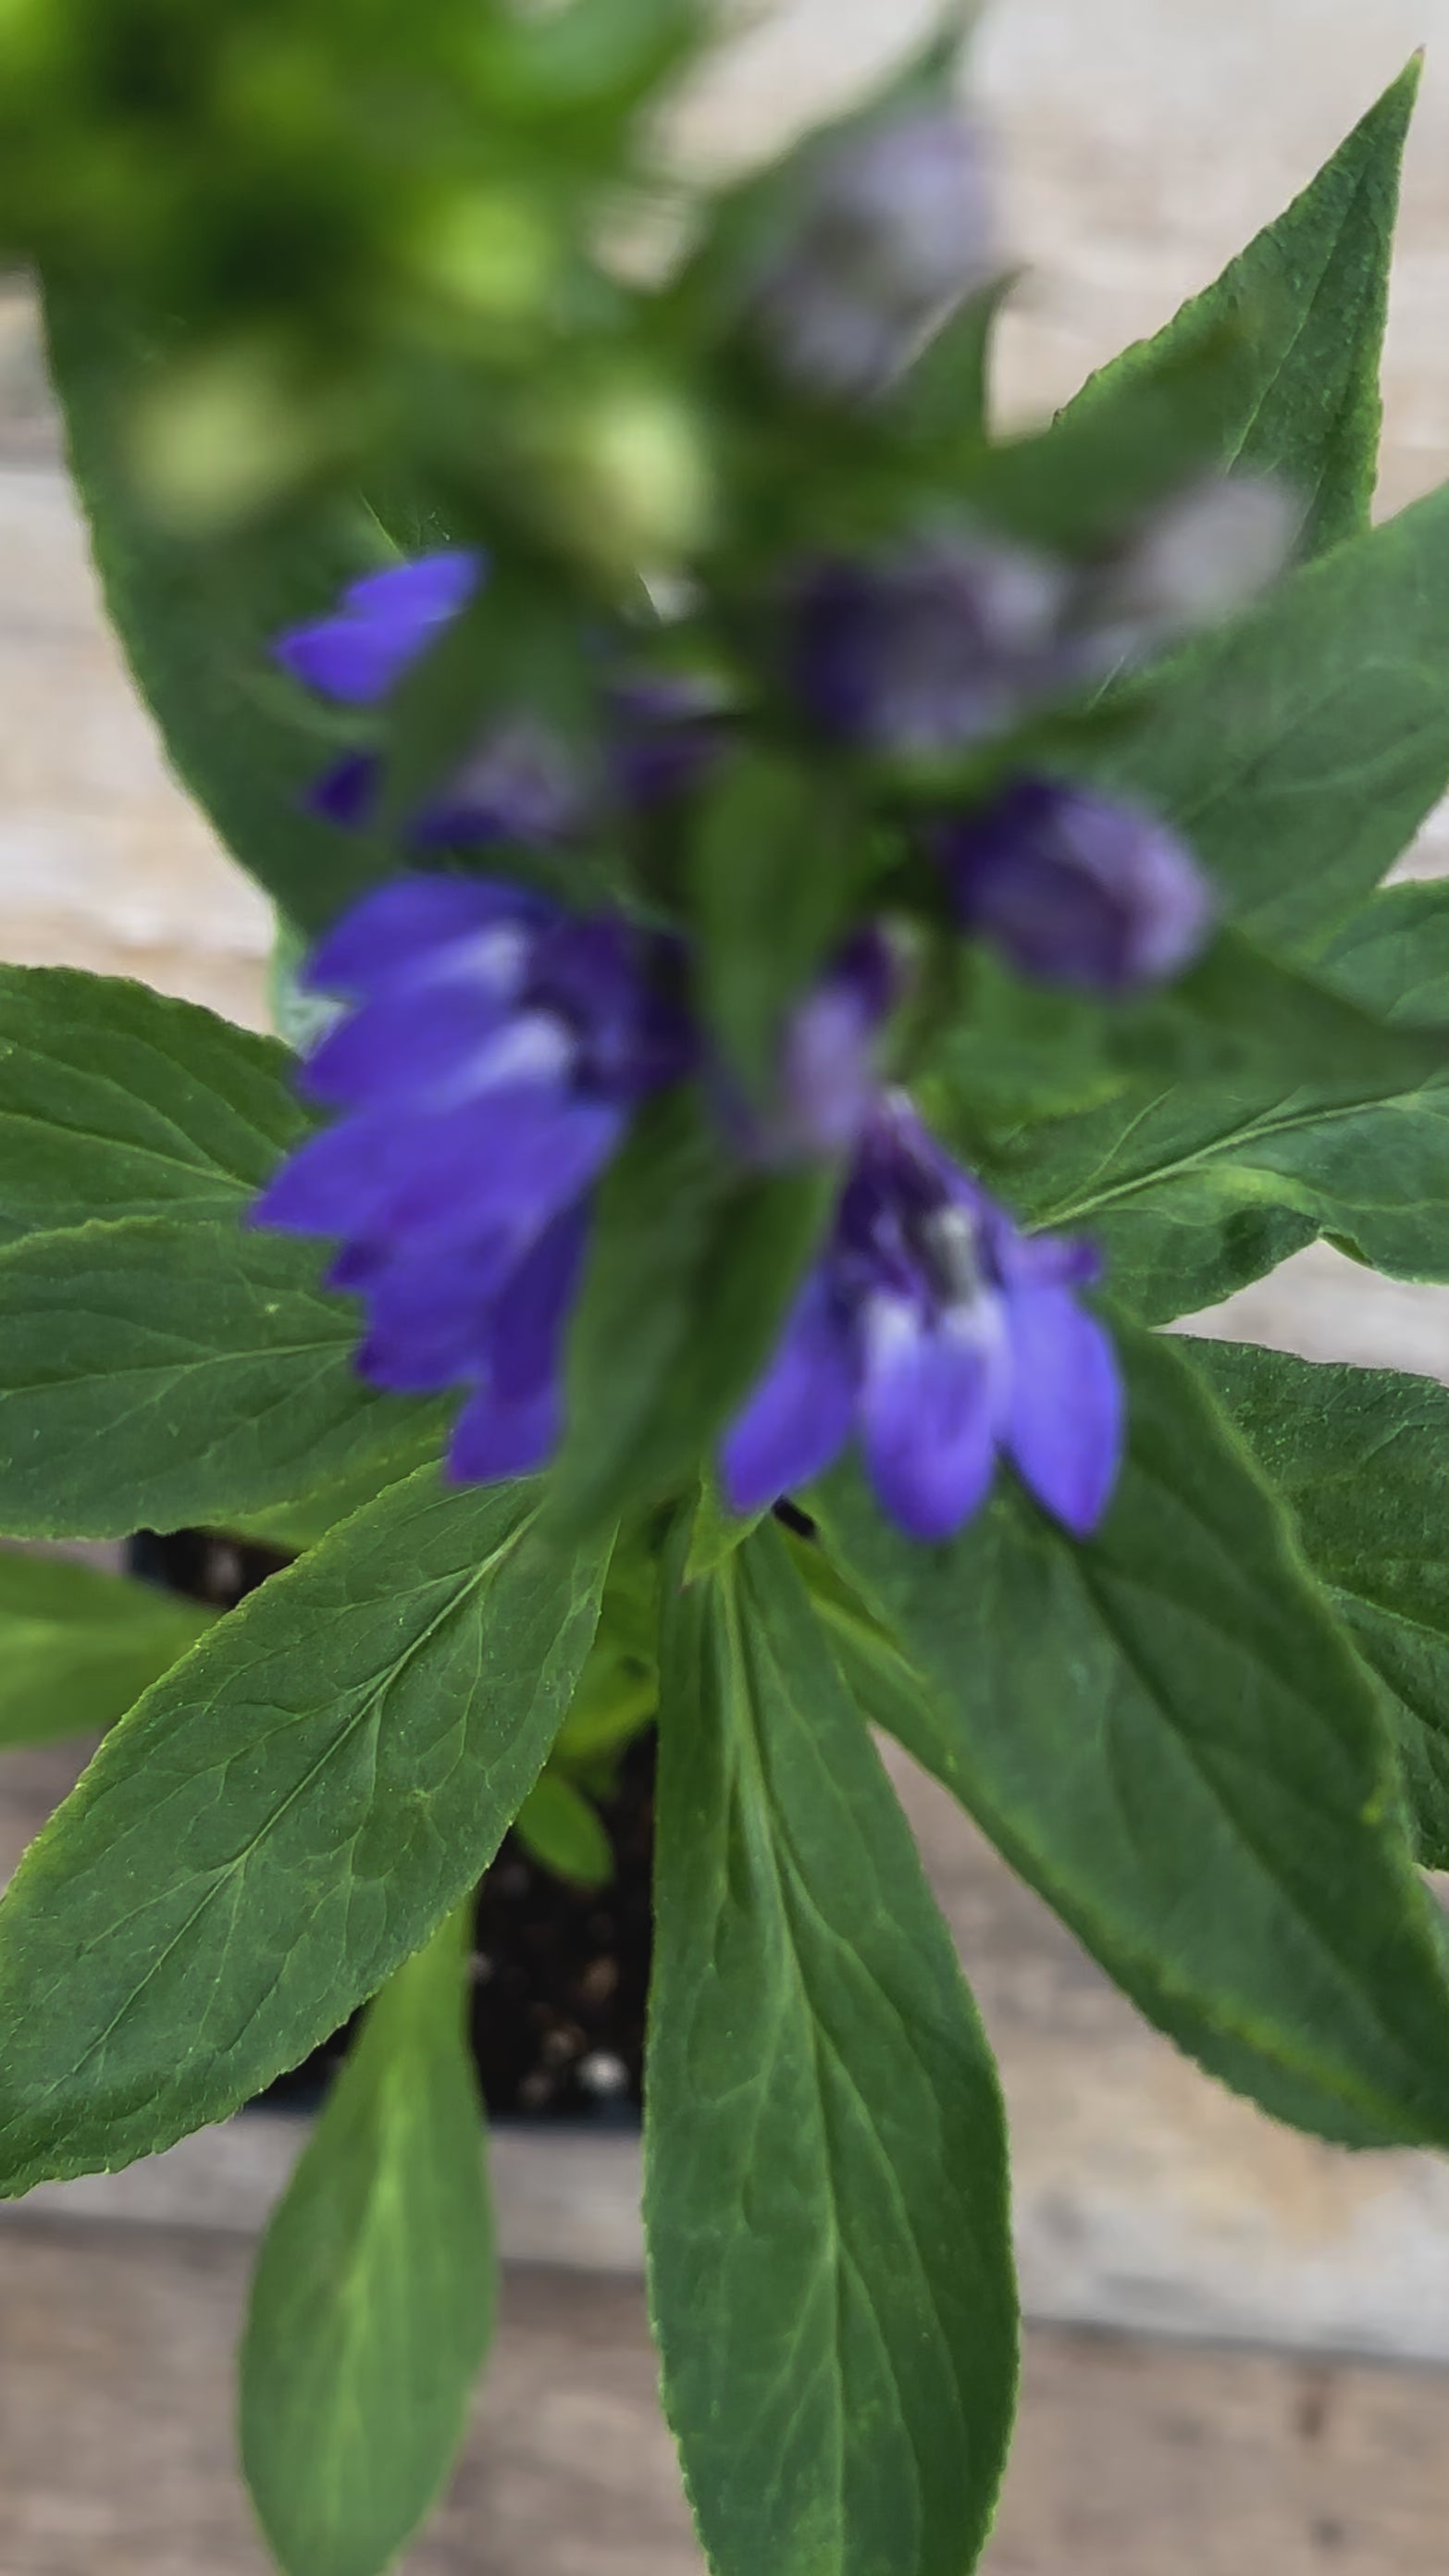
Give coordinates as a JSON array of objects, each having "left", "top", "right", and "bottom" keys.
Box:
[
  {"left": 255, "top": 99, "right": 1295, "bottom": 1544},
  {"left": 256, "top": 875, "right": 695, "bottom": 1480},
  {"left": 258, "top": 881, "right": 1121, "bottom": 1538}
]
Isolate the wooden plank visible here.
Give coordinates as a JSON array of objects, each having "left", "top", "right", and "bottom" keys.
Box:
[{"left": 4, "top": 2217, "right": 1449, "bottom": 2576}]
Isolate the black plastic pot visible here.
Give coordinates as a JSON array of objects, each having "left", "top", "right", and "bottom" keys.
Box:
[{"left": 127, "top": 1530, "right": 651, "bottom": 2125}]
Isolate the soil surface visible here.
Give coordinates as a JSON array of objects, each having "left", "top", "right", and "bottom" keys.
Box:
[{"left": 127, "top": 1529, "right": 652, "bottom": 2123}]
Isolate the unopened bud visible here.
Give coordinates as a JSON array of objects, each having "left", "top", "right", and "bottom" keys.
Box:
[
  {"left": 792, "top": 531, "right": 1069, "bottom": 758},
  {"left": 937, "top": 775, "right": 1214, "bottom": 994},
  {"left": 1088, "top": 473, "right": 1301, "bottom": 658},
  {"left": 759, "top": 105, "right": 998, "bottom": 400},
  {"left": 539, "top": 378, "right": 712, "bottom": 574}
]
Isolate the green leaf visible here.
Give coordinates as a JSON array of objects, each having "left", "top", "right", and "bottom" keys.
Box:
[
  {"left": 1161, "top": 925, "right": 1449, "bottom": 1090},
  {"left": 1194, "top": 1338, "right": 1449, "bottom": 1871},
  {"left": 43, "top": 272, "right": 390, "bottom": 935},
  {"left": 551, "top": 1545, "right": 658, "bottom": 1762},
  {"left": 1080, "top": 477, "right": 1449, "bottom": 957},
  {"left": 514, "top": 1771, "right": 613, "bottom": 1886},
  {"left": 0, "top": 1469, "right": 608, "bottom": 2193},
  {"left": 647, "top": 1521, "right": 1017, "bottom": 2576},
  {"left": 933, "top": 918, "right": 1449, "bottom": 1187},
  {"left": 1054, "top": 59, "right": 1420, "bottom": 555},
  {"left": 0, "top": 968, "right": 305, "bottom": 1249},
  {"left": 689, "top": 756, "right": 862, "bottom": 1095},
  {"left": 553, "top": 1088, "right": 832, "bottom": 1538},
  {"left": 893, "top": 280, "right": 1009, "bottom": 457},
  {"left": 226, "top": 1438, "right": 444, "bottom": 1554},
  {"left": 0, "top": 1214, "right": 445, "bottom": 1539},
  {"left": 1000, "top": 881, "right": 1449, "bottom": 1326},
  {"left": 973, "top": 325, "right": 1254, "bottom": 556},
  {"left": 0, "top": 1551, "right": 214, "bottom": 1750},
  {"left": 241, "top": 1906, "right": 494, "bottom": 2576},
  {"left": 682, "top": 1471, "right": 762, "bottom": 1581},
  {"left": 812, "top": 1323, "right": 1449, "bottom": 2149}
]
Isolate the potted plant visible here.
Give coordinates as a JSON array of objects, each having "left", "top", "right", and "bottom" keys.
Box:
[{"left": 2, "top": 7, "right": 1449, "bottom": 2571}]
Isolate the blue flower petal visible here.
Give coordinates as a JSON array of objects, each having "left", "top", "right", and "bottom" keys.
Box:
[
  {"left": 275, "top": 550, "right": 482, "bottom": 705},
  {"left": 486, "top": 1205, "right": 588, "bottom": 1405},
  {"left": 252, "top": 1110, "right": 427, "bottom": 1240},
  {"left": 355, "top": 1239, "right": 508, "bottom": 1392},
  {"left": 720, "top": 1272, "right": 859, "bottom": 1516},
  {"left": 378, "top": 1090, "right": 621, "bottom": 1248},
  {"left": 341, "top": 551, "right": 484, "bottom": 621},
  {"left": 299, "top": 974, "right": 531, "bottom": 1109},
  {"left": 1005, "top": 1284, "right": 1122, "bottom": 1537},
  {"left": 305, "top": 874, "right": 543, "bottom": 998},
  {"left": 448, "top": 1377, "right": 560, "bottom": 1483},
  {"left": 860, "top": 1294, "right": 1009, "bottom": 1541},
  {"left": 254, "top": 1080, "right": 612, "bottom": 1251}
]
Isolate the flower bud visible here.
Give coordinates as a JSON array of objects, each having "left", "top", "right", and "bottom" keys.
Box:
[
  {"left": 758, "top": 104, "right": 998, "bottom": 399},
  {"left": 937, "top": 776, "right": 1214, "bottom": 994},
  {"left": 404, "top": 187, "right": 559, "bottom": 328},
  {"left": 535, "top": 377, "right": 712, "bottom": 576},
  {"left": 1083, "top": 474, "right": 1300, "bottom": 665},
  {"left": 792, "top": 533, "right": 1069, "bottom": 757}
]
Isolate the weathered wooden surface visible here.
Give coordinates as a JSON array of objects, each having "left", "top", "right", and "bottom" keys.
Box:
[{"left": 4, "top": 2221, "right": 1449, "bottom": 2576}]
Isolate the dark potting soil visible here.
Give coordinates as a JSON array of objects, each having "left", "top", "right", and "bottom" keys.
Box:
[{"left": 127, "top": 1528, "right": 652, "bottom": 2124}]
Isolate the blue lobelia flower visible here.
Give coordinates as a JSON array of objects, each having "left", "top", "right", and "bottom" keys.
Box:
[
  {"left": 935, "top": 774, "right": 1213, "bottom": 994},
  {"left": 722, "top": 1091, "right": 1122, "bottom": 1542},
  {"left": 254, "top": 879, "right": 909, "bottom": 1489},
  {"left": 253, "top": 873, "right": 696, "bottom": 1480}
]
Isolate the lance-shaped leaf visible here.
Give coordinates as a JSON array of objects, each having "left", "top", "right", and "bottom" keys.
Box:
[
  {"left": 647, "top": 1521, "right": 1017, "bottom": 2576},
  {"left": 0, "top": 1550, "right": 215, "bottom": 1750},
  {"left": 0, "top": 967, "right": 305, "bottom": 1249},
  {"left": 0, "top": 1213, "right": 445, "bottom": 1539},
  {"left": 0, "top": 1470, "right": 608, "bottom": 2195},
  {"left": 1194, "top": 1338, "right": 1449, "bottom": 1871},
  {"left": 241, "top": 1906, "right": 495, "bottom": 2576},
  {"left": 1054, "top": 59, "right": 1420, "bottom": 555},
  {"left": 812, "top": 1324, "right": 1449, "bottom": 2149}
]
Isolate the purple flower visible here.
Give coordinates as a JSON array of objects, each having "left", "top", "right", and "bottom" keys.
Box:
[
  {"left": 936, "top": 775, "right": 1214, "bottom": 994},
  {"left": 274, "top": 551, "right": 582, "bottom": 852},
  {"left": 273, "top": 552, "right": 485, "bottom": 705},
  {"left": 253, "top": 873, "right": 695, "bottom": 1480},
  {"left": 723, "top": 1094, "right": 1122, "bottom": 1542},
  {"left": 792, "top": 536, "right": 1069, "bottom": 756},
  {"left": 758, "top": 105, "right": 998, "bottom": 399}
]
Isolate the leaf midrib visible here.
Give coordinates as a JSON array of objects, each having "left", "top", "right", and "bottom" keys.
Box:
[{"left": 1031, "top": 1074, "right": 1446, "bottom": 1232}]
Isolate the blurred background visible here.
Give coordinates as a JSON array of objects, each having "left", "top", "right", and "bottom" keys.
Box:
[{"left": 5, "top": 2, "right": 1449, "bottom": 2568}]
